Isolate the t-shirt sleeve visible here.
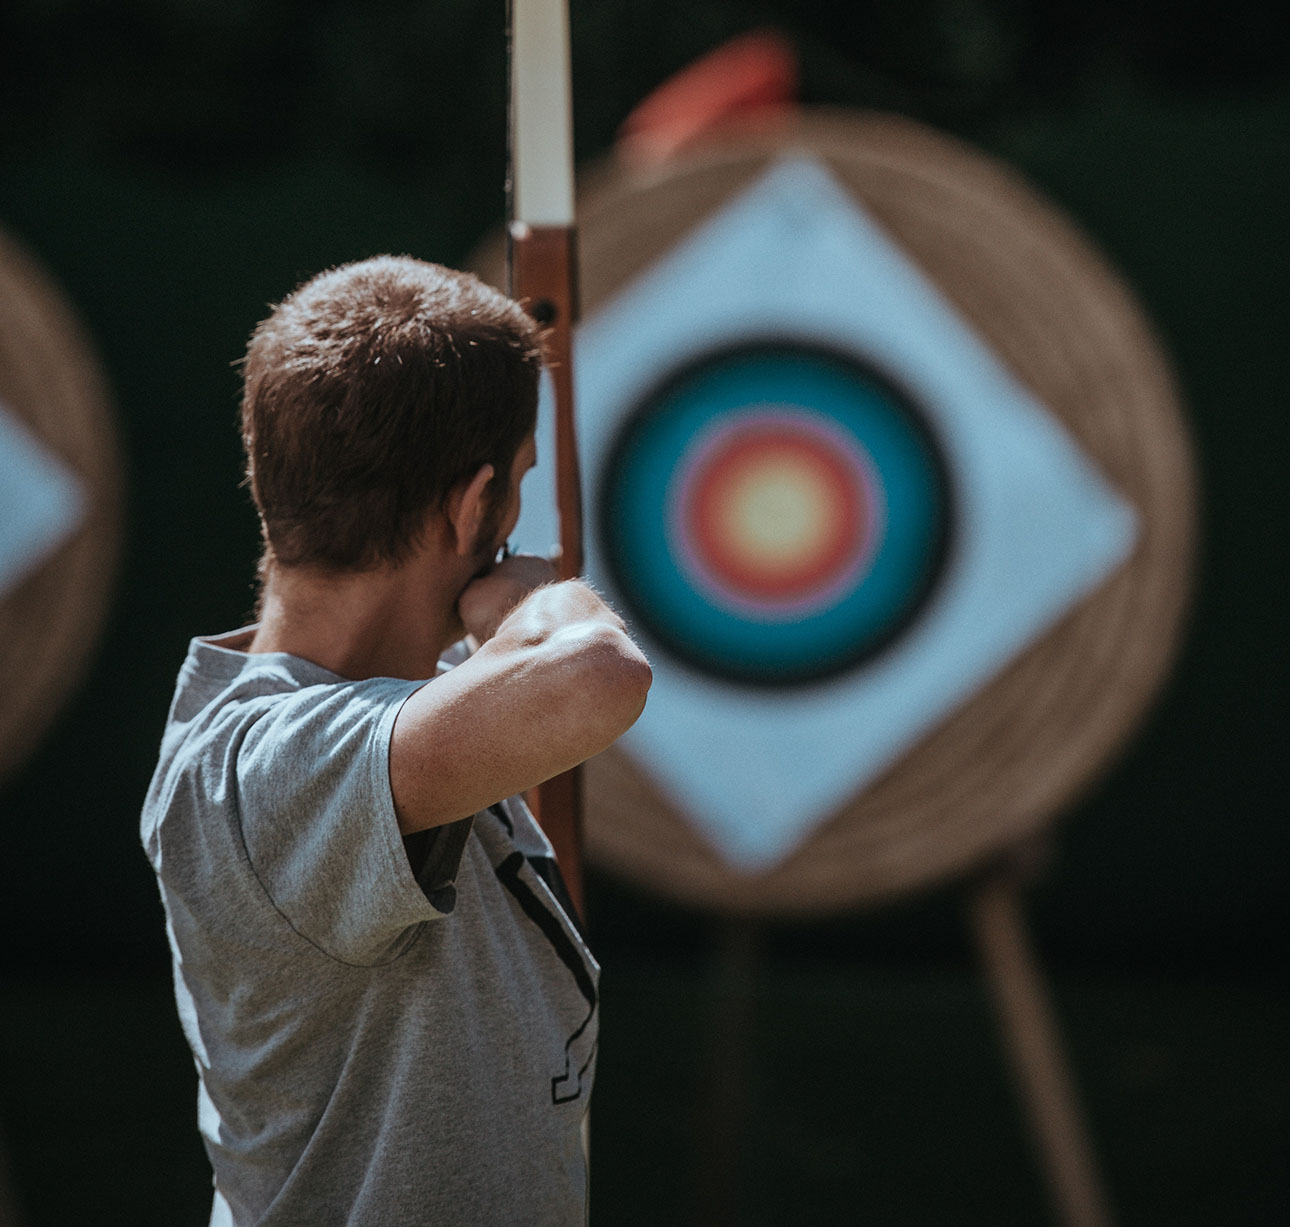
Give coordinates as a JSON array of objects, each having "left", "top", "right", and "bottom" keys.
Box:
[{"left": 234, "top": 677, "right": 467, "bottom": 965}]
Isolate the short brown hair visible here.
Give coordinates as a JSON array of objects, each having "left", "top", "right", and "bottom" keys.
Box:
[{"left": 241, "top": 255, "right": 542, "bottom": 571}]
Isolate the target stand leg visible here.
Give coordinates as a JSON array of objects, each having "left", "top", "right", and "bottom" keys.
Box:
[
  {"left": 698, "top": 916, "right": 759, "bottom": 1227},
  {"left": 0, "top": 1118, "right": 26, "bottom": 1227},
  {"left": 966, "top": 856, "right": 1114, "bottom": 1227}
]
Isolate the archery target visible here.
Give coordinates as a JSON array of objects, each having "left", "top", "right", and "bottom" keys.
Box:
[
  {"left": 474, "top": 109, "right": 1195, "bottom": 913},
  {"left": 0, "top": 227, "right": 119, "bottom": 783},
  {"left": 599, "top": 342, "right": 950, "bottom": 685}
]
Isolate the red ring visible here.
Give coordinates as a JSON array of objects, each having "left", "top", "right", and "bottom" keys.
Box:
[{"left": 684, "top": 425, "right": 868, "bottom": 601}]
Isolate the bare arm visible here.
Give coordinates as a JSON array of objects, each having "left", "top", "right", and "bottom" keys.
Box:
[{"left": 389, "top": 557, "right": 652, "bottom": 834}]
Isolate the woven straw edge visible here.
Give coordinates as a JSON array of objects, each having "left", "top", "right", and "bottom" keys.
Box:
[{"left": 0, "top": 228, "right": 121, "bottom": 781}]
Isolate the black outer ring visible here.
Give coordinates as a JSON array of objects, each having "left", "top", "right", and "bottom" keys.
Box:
[{"left": 595, "top": 338, "right": 956, "bottom": 689}]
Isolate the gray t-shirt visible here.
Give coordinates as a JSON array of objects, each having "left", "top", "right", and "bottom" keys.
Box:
[{"left": 141, "top": 629, "right": 598, "bottom": 1226}]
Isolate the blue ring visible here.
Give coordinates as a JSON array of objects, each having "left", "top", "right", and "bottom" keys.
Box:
[{"left": 598, "top": 342, "right": 952, "bottom": 686}]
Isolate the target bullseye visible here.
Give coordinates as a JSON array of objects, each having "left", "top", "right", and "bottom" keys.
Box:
[
  {"left": 599, "top": 342, "right": 951, "bottom": 685},
  {"left": 677, "top": 416, "right": 880, "bottom": 611}
]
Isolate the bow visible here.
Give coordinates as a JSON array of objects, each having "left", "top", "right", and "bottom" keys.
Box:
[{"left": 506, "top": 0, "right": 585, "bottom": 920}]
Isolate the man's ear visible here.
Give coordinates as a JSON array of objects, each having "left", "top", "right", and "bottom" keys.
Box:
[{"left": 445, "top": 463, "right": 495, "bottom": 557}]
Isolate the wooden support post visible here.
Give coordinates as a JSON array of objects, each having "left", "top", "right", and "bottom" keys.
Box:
[
  {"left": 698, "top": 916, "right": 758, "bottom": 1227},
  {"left": 0, "top": 1121, "right": 26, "bottom": 1227},
  {"left": 967, "top": 861, "right": 1114, "bottom": 1227}
]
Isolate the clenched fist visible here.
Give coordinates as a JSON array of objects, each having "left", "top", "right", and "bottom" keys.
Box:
[{"left": 457, "top": 553, "right": 558, "bottom": 645}]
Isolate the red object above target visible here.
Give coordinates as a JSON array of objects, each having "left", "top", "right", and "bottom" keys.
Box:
[{"left": 616, "top": 29, "right": 798, "bottom": 167}]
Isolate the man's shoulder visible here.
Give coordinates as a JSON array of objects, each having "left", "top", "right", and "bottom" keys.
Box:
[
  {"left": 146, "top": 632, "right": 418, "bottom": 828},
  {"left": 169, "top": 628, "right": 419, "bottom": 734}
]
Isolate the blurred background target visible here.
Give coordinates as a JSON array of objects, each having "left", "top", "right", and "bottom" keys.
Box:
[
  {"left": 483, "top": 109, "right": 1194, "bottom": 904},
  {"left": 599, "top": 341, "right": 951, "bottom": 685},
  {"left": 0, "top": 228, "right": 119, "bottom": 786}
]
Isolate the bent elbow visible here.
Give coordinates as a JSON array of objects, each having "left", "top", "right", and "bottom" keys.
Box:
[
  {"left": 561, "top": 623, "right": 653, "bottom": 749},
  {"left": 615, "top": 635, "right": 653, "bottom": 726},
  {"left": 592, "top": 623, "right": 653, "bottom": 724}
]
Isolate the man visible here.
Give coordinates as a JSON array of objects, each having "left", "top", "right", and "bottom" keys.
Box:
[{"left": 141, "top": 255, "right": 652, "bottom": 1225}]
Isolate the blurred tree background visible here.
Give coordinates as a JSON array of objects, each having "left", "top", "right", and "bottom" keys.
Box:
[{"left": 0, "top": 2, "right": 1286, "bottom": 1224}]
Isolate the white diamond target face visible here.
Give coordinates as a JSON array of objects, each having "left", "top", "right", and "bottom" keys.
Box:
[
  {"left": 515, "top": 157, "right": 1138, "bottom": 869},
  {"left": 0, "top": 400, "right": 85, "bottom": 598},
  {"left": 599, "top": 343, "right": 951, "bottom": 685}
]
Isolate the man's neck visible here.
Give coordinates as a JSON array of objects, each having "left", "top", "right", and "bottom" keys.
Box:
[{"left": 248, "top": 553, "right": 467, "bottom": 681}]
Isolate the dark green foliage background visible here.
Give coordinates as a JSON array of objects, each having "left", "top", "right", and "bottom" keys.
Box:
[{"left": 0, "top": 2, "right": 1285, "bottom": 1224}]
